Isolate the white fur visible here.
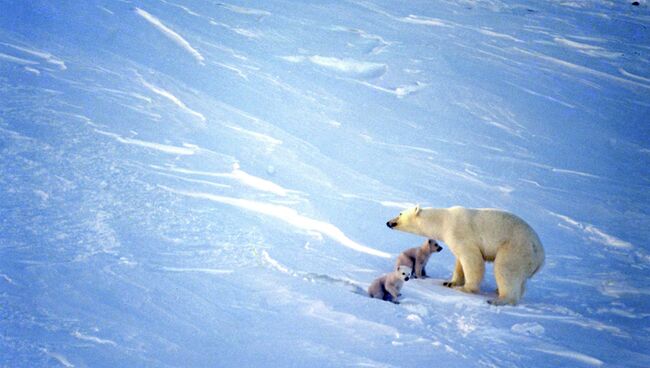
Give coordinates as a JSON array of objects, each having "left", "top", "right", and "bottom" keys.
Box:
[{"left": 387, "top": 206, "right": 545, "bottom": 305}]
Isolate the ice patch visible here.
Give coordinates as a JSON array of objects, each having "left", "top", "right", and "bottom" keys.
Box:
[
  {"left": 479, "top": 29, "right": 523, "bottom": 43},
  {"left": 511, "top": 322, "right": 545, "bottom": 336},
  {"left": 135, "top": 8, "right": 205, "bottom": 64},
  {"left": 309, "top": 56, "right": 386, "bottom": 79},
  {"left": 34, "top": 189, "right": 49, "bottom": 202},
  {"left": 400, "top": 15, "right": 451, "bottom": 27},
  {"left": 406, "top": 314, "right": 423, "bottom": 325},
  {"left": 284, "top": 55, "right": 387, "bottom": 79},
  {"left": 95, "top": 129, "right": 198, "bottom": 155},
  {"left": 158, "top": 186, "right": 392, "bottom": 258}
]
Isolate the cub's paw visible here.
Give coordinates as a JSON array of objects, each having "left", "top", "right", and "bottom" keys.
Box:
[{"left": 443, "top": 280, "right": 460, "bottom": 288}]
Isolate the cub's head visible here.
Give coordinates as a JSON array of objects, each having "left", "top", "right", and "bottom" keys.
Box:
[
  {"left": 396, "top": 265, "right": 412, "bottom": 282},
  {"left": 386, "top": 205, "right": 421, "bottom": 233},
  {"left": 425, "top": 239, "right": 443, "bottom": 254}
]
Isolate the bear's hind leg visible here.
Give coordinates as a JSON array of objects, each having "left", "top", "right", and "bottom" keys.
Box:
[{"left": 491, "top": 248, "right": 526, "bottom": 305}]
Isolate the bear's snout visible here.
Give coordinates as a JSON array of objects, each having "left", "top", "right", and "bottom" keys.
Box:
[
  {"left": 386, "top": 221, "right": 396, "bottom": 228},
  {"left": 405, "top": 276, "right": 410, "bottom": 281}
]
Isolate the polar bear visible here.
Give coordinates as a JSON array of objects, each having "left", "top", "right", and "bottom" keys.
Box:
[
  {"left": 395, "top": 239, "right": 442, "bottom": 278},
  {"left": 386, "top": 206, "right": 544, "bottom": 305},
  {"left": 368, "top": 265, "right": 412, "bottom": 303}
]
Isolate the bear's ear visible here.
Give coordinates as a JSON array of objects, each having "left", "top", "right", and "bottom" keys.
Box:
[{"left": 414, "top": 204, "right": 421, "bottom": 216}]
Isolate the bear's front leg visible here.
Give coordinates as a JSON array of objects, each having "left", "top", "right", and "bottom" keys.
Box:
[
  {"left": 385, "top": 284, "right": 401, "bottom": 304},
  {"left": 443, "top": 258, "right": 465, "bottom": 287},
  {"left": 455, "top": 248, "right": 484, "bottom": 294}
]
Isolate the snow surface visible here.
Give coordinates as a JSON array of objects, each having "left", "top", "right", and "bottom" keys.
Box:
[{"left": 1, "top": 0, "right": 649, "bottom": 367}]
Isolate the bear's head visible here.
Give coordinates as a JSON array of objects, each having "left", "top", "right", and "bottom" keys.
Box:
[
  {"left": 396, "top": 265, "right": 412, "bottom": 282},
  {"left": 386, "top": 205, "right": 421, "bottom": 233}
]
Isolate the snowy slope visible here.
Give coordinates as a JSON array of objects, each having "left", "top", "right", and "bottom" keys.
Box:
[{"left": 1, "top": 0, "right": 649, "bottom": 367}]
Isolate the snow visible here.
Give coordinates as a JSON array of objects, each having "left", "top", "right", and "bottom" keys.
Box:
[{"left": 1, "top": 0, "right": 649, "bottom": 367}]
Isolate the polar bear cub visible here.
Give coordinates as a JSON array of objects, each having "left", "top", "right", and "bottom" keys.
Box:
[
  {"left": 387, "top": 206, "right": 545, "bottom": 305},
  {"left": 368, "top": 265, "right": 412, "bottom": 303},
  {"left": 395, "top": 239, "right": 442, "bottom": 278}
]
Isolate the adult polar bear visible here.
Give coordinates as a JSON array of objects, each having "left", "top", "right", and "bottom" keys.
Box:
[{"left": 387, "top": 206, "right": 544, "bottom": 305}]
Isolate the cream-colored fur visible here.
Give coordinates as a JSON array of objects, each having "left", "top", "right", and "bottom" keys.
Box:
[
  {"left": 368, "top": 265, "right": 412, "bottom": 303},
  {"left": 395, "top": 239, "right": 442, "bottom": 278},
  {"left": 387, "top": 206, "right": 544, "bottom": 305}
]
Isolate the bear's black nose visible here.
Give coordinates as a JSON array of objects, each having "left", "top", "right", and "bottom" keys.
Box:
[
  {"left": 405, "top": 276, "right": 410, "bottom": 281},
  {"left": 386, "top": 221, "right": 395, "bottom": 228}
]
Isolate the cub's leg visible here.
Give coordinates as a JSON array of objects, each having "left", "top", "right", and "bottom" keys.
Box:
[
  {"left": 414, "top": 257, "right": 424, "bottom": 278},
  {"left": 443, "top": 258, "right": 465, "bottom": 287},
  {"left": 384, "top": 282, "right": 401, "bottom": 304}
]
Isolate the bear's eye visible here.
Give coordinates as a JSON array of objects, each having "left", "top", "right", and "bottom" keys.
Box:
[
  {"left": 401, "top": 272, "right": 406, "bottom": 276},
  {"left": 399, "top": 212, "right": 403, "bottom": 216}
]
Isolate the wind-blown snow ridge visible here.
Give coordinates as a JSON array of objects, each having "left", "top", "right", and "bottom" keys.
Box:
[
  {"left": 152, "top": 163, "right": 292, "bottom": 196},
  {"left": 553, "top": 37, "right": 621, "bottom": 59},
  {"left": 217, "top": 3, "right": 271, "bottom": 18},
  {"left": 160, "top": 267, "right": 234, "bottom": 275},
  {"left": 359, "top": 80, "right": 428, "bottom": 97},
  {"left": 135, "top": 7, "right": 205, "bottom": 64},
  {"left": 94, "top": 129, "right": 198, "bottom": 155},
  {"left": 550, "top": 211, "right": 633, "bottom": 249},
  {"left": 0, "top": 42, "right": 67, "bottom": 70},
  {"left": 0, "top": 52, "right": 38, "bottom": 65},
  {"left": 533, "top": 348, "right": 604, "bottom": 367},
  {"left": 140, "top": 78, "right": 206, "bottom": 122},
  {"left": 72, "top": 331, "right": 117, "bottom": 346},
  {"left": 158, "top": 185, "right": 392, "bottom": 258},
  {"left": 514, "top": 47, "right": 650, "bottom": 90}
]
